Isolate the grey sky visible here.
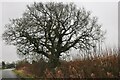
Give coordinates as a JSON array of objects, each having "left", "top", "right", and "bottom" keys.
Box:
[{"left": 0, "top": 2, "right": 118, "bottom": 62}]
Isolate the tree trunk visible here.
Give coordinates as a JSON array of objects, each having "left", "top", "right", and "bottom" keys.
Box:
[
  {"left": 48, "top": 54, "right": 61, "bottom": 72},
  {"left": 49, "top": 57, "right": 60, "bottom": 68}
]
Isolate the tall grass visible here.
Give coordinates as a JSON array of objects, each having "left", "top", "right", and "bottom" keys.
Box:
[{"left": 15, "top": 47, "right": 119, "bottom": 78}]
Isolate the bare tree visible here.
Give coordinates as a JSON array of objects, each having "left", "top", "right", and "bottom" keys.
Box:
[{"left": 2, "top": 2, "right": 105, "bottom": 69}]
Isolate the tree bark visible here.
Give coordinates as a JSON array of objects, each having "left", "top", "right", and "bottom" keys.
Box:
[{"left": 48, "top": 54, "right": 61, "bottom": 71}]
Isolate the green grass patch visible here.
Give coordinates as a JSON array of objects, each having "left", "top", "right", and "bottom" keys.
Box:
[
  {"left": 0, "top": 68, "right": 4, "bottom": 70},
  {"left": 13, "top": 69, "right": 35, "bottom": 80}
]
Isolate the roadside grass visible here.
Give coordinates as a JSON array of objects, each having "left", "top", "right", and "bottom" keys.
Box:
[
  {"left": 13, "top": 69, "right": 35, "bottom": 80},
  {"left": 15, "top": 47, "right": 119, "bottom": 78},
  {"left": 0, "top": 68, "right": 4, "bottom": 70}
]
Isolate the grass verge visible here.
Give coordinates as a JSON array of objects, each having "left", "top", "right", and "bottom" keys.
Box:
[{"left": 13, "top": 69, "right": 35, "bottom": 80}]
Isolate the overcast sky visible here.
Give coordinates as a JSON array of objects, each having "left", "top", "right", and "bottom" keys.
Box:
[{"left": 0, "top": 1, "right": 118, "bottom": 62}]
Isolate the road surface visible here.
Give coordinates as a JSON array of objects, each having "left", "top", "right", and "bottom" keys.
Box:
[{"left": 1, "top": 69, "right": 20, "bottom": 80}]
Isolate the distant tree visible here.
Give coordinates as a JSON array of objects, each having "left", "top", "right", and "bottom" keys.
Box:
[
  {"left": 2, "top": 61, "right": 5, "bottom": 69},
  {"left": 6, "top": 63, "right": 15, "bottom": 68},
  {"left": 2, "top": 2, "right": 105, "bottom": 69}
]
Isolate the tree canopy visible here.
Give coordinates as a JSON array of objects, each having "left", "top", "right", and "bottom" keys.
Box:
[{"left": 2, "top": 2, "right": 105, "bottom": 68}]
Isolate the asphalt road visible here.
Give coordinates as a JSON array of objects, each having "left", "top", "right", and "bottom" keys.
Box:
[{"left": 1, "top": 69, "right": 20, "bottom": 80}]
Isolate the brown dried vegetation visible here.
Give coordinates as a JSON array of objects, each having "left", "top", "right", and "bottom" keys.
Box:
[{"left": 16, "top": 48, "right": 119, "bottom": 78}]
